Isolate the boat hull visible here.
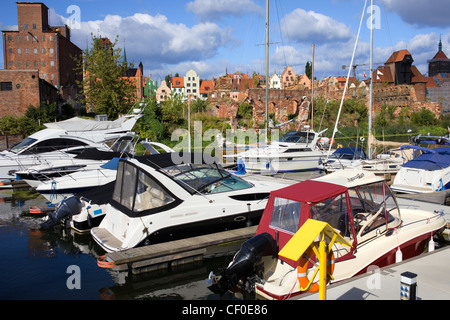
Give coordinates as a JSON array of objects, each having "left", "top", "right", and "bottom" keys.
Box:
[{"left": 242, "top": 153, "right": 325, "bottom": 173}]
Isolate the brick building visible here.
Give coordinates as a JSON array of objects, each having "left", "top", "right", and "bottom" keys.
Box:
[
  {"left": 2, "top": 2, "right": 82, "bottom": 105},
  {"left": 0, "top": 69, "right": 57, "bottom": 116}
]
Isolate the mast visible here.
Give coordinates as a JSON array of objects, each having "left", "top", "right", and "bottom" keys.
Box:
[
  {"left": 368, "top": 0, "right": 374, "bottom": 159},
  {"left": 265, "top": 0, "right": 269, "bottom": 143},
  {"left": 311, "top": 44, "right": 315, "bottom": 130}
]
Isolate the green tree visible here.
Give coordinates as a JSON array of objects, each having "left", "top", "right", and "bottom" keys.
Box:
[
  {"left": 305, "top": 61, "right": 312, "bottom": 80},
  {"left": 75, "top": 34, "right": 136, "bottom": 119}
]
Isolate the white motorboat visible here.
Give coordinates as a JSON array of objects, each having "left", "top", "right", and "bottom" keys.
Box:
[
  {"left": 236, "top": 129, "right": 329, "bottom": 174},
  {"left": 320, "top": 147, "right": 367, "bottom": 173},
  {"left": 391, "top": 145, "right": 450, "bottom": 194},
  {"left": 89, "top": 153, "right": 294, "bottom": 252},
  {"left": 32, "top": 141, "right": 175, "bottom": 204},
  {"left": 0, "top": 113, "right": 143, "bottom": 181},
  {"left": 208, "top": 168, "right": 447, "bottom": 300}
]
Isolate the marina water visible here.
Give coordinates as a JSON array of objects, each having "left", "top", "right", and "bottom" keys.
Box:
[{"left": 0, "top": 189, "right": 230, "bottom": 300}]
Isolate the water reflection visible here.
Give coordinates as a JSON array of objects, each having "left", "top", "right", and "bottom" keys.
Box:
[{"left": 0, "top": 187, "right": 237, "bottom": 300}]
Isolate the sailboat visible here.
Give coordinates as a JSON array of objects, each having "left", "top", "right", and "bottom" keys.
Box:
[
  {"left": 322, "top": 1, "right": 406, "bottom": 176},
  {"left": 233, "top": 0, "right": 328, "bottom": 174}
]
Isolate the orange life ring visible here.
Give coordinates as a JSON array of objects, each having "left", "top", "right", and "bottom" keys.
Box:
[
  {"left": 29, "top": 206, "right": 45, "bottom": 214},
  {"left": 297, "top": 246, "right": 335, "bottom": 293},
  {"left": 97, "top": 255, "right": 119, "bottom": 268}
]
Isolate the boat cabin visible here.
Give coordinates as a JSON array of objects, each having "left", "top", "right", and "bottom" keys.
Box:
[
  {"left": 279, "top": 131, "right": 316, "bottom": 144},
  {"left": 255, "top": 179, "right": 402, "bottom": 267}
]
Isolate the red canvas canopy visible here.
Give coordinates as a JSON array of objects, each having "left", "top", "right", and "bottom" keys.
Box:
[
  {"left": 256, "top": 180, "right": 351, "bottom": 266},
  {"left": 270, "top": 180, "right": 348, "bottom": 204}
]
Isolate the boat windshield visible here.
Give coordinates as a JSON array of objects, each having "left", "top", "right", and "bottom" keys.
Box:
[
  {"left": 163, "top": 163, "right": 253, "bottom": 194},
  {"left": 279, "top": 131, "right": 315, "bottom": 144},
  {"left": 9, "top": 137, "right": 37, "bottom": 154},
  {"left": 348, "top": 181, "right": 401, "bottom": 240}
]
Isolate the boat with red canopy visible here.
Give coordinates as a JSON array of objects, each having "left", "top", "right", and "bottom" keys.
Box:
[{"left": 208, "top": 169, "right": 447, "bottom": 300}]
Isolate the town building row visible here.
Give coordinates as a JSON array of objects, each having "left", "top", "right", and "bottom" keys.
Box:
[{"left": 1, "top": 2, "right": 450, "bottom": 119}]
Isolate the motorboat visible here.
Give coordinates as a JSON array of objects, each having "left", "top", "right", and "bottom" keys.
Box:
[
  {"left": 391, "top": 145, "right": 450, "bottom": 194},
  {"left": 15, "top": 134, "right": 137, "bottom": 189},
  {"left": 235, "top": 128, "right": 330, "bottom": 174},
  {"left": 320, "top": 147, "right": 367, "bottom": 173},
  {"left": 207, "top": 168, "right": 447, "bottom": 300},
  {"left": 31, "top": 141, "right": 175, "bottom": 204},
  {"left": 90, "top": 152, "right": 294, "bottom": 252},
  {"left": 0, "top": 112, "right": 143, "bottom": 181}
]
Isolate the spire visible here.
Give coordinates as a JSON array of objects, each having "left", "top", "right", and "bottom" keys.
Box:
[
  {"left": 439, "top": 35, "right": 443, "bottom": 52},
  {"left": 123, "top": 39, "right": 128, "bottom": 66}
]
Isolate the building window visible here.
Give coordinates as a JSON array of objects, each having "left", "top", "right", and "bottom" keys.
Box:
[
  {"left": 42, "top": 61, "right": 46, "bottom": 66},
  {"left": 25, "top": 48, "right": 29, "bottom": 54},
  {"left": 49, "top": 48, "right": 54, "bottom": 54},
  {"left": 17, "top": 61, "right": 22, "bottom": 67},
  {"left": 50, "top": 61, "right": 54, "bottom": 66},
  {"left": 16, "top": 35, "right": 20, "bottom": 41},
  {"left": 42, "top": 73, "right": 46, "bottom": 79},
  {"left": 33, "top": 48, "right": 38, "bottom": 54},
  {"left": 34, "top": 61, "right": 38, "bottom": 67},
  {"left": 41, "top": 48, "right": 46, "bottom": 54},
  {"left": 9, "top": 61, "right": 13, "bottom": 67},
  {"left": 17, "top": 48, "right": 21, "bottom": 54},
  {"left": 32, "top": 24, "right": 36, "bottom": 30},
  {"left": 26, "top": 61, "right": 30, "bottom": 67},
  {"left": 0, "top": 82, "right": 13, "bottom": 91},
  {"left": 7, "top": 35, "right": 12, "bottom": 41},
  {"left": 25, "top": 35, "right": 29, "bottom": 41},
  {"left": 41, "top": 35, "right": 45, "bottom": 42},
  {"left": 24, "top": 24, "right": 28, "bottom": 30},
  {"left": 51, "top": 74, "right": 55, "bottom": 80},
  {"left": 8, "top": 48, "right": 12, "bottom": 54},
  {"left": 49, "top": 36, "right": 53, "bottom": 41}
]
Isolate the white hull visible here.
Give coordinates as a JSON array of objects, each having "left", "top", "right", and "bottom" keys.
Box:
[
  {"left": 391, "top": 167, "right": 450, "bottom": 194},
  {"left": 242, "top": 152, "right": 325, "bottom": 173}
]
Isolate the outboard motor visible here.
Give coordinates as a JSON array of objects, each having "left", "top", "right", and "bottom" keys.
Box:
[
  {"left": 40, "top": 196, "right": 82, "bottom": 230},
  {"left": 208, "top": 232, "right": 277, "bottom": 296}
]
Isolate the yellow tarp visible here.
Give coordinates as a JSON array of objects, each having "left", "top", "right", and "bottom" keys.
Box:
[{"left": 279, "top": 219, "right": 352, "bottom": 261}]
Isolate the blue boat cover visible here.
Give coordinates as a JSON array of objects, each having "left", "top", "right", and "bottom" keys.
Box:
[
  {"left": 332, "top": 147, "right": 367, "bottom": 159},
  {"left": 402, "top": 147, "right": 450, "bottom": 170},
  {"left": 100, "top": 157, "right": 121, "bottom": 170}
]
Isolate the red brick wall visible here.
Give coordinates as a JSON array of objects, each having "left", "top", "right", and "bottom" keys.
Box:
[{"left": 0, "top": 70, "right": 41, "bottom": 116}]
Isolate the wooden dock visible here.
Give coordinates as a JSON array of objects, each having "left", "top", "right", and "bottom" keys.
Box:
[{"left": 103, "top": 226, "right": 257, "bottom": 274}]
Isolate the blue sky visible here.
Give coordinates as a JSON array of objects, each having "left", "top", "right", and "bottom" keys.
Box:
[{"left": 1, "top": 0, "right": 449, "bottom": 83}]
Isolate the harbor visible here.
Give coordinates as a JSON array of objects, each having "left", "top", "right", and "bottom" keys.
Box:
[{"left": 1, "top": 0, "right": 450, "bottom": 303}]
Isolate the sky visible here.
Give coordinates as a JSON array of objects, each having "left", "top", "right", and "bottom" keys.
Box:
[{"left": 1, "top": 0, "right": 450, "bottom": 84}]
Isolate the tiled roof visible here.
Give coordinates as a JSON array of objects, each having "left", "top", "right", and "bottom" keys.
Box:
[
  {"left": 200, "top": 80, "right": 213, "bottom": 94},
  {"left": 410, "top": 66, "right": 426, "bottom": 83},
  {"left": 385, "top": 49, "right": 412, "bottom": 64},
  {"left": 172, "top": 77, "right": 184, "bottom": 87},
  {"left": 431, "top": 50, "right": 449, "bottom": 61}
]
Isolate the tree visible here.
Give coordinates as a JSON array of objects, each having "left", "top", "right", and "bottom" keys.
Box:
[
  {"left": 75, "top": 34, "right": 137, "bottom": 119},
  {"left": 305, "top": 61, "right": 312, "bottom": 80}
]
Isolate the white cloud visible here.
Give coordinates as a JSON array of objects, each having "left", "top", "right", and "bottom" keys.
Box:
[
  {"left": 55, "top": 12, "right": 234, "bottom": 78},
  {"left": 281, "top": 8, "right": 353, "bottom": 44},
  {"left": 186, "top": 0, "right": 263, "bottom": 22},
  {"left": 380, "top": 0, "right": 450, "bottom": 27}
]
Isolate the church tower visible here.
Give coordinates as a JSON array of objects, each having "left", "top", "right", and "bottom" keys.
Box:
[{"left": 428, "top": 37, "right": 450, "bottom": 77}]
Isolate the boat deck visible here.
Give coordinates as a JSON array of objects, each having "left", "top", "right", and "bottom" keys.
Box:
[{"left": 297, "top": 246, "right": 450, "bottom": 300}]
